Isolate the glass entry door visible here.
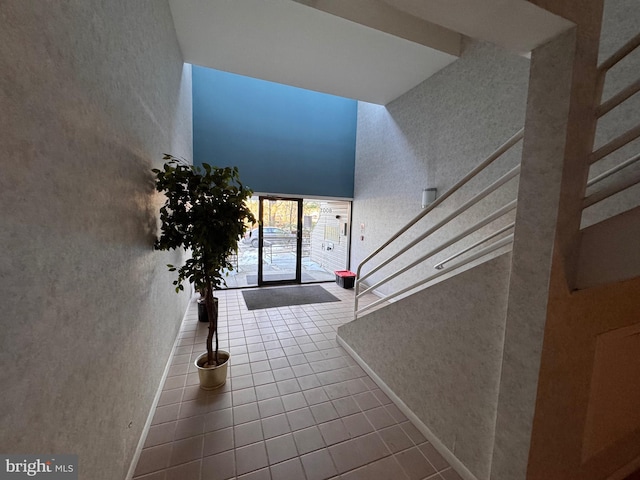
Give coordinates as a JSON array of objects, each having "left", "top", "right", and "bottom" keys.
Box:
[{"left": 257, "top": 197, "right": 303, "bottom": 285}]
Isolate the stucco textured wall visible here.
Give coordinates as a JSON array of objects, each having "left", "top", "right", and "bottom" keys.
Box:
[
  {"left": 351, "top": 40, "right": 529, "bottom": 296},
  {"left": 490, "top": 29, "right": 577, "bottom": 480},
  {"left": 0, "top": 1, "right": 192, "bottom": 479},
  {"left": 338, "top": 253, "right": 512, "bottom": 480}
]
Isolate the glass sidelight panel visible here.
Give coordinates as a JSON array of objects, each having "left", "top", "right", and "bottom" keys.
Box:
[{"left": 301, "top": 199, "right": 351, "bottom": 283}]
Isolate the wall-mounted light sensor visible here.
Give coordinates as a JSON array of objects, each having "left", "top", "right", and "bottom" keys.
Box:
[{"left": 421, "top": 188, "right": 437, "bottom": 208}]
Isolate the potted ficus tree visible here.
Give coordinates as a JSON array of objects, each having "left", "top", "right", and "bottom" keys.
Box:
[{"left": 153, "top": 154, "right": 255, "bottom": 390}]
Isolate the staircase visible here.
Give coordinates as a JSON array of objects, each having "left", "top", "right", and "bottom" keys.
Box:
[
  {"left": 338, "top": 7, "right": 640, "bottom": 480},
  {"left": 575, "top": 32, "right": 640, "bottom": 289}
]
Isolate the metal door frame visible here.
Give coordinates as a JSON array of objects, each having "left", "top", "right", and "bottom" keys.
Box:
[{"left": 257, "top": 196, "right": 303, "bottom": 286}]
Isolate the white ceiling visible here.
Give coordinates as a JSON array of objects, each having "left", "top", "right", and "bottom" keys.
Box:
[
  {"left": 168, "top": 0, "right": 572, "bottom": 105},
  {"left": 379, "top": 0, "right": 573, "bottom": 55},
  {"left": 168, "top": 0, "right": 459, "bottom": 105}
]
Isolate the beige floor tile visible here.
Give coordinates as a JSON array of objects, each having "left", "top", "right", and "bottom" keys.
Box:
[
  {"left": 364, "top": 406, "right": 396, "bottom": 430},
  {"left": 342, "top": 412, "right": 375, "bottom": 438},
  {"left": 169, "top": 435, "right": 203, "bottom": 467},
  {"left": 332, "top": 396, "right": 359, "bottom": 417},
  {"left": 270, "top": 457, "right": 306, "bottom": 480},
  {"left": 144, "top": 422, "right": 176, "bottom": 448},
  {"left": 300, "top": 448, "right": 338, "bottom": 480},
  {"left": 273, "top": 366, "right": 296, "bottom": 381},
  {"left": 303, "top": 387, "right": 330, "bottom": 406},
  {"left": 281, "top": 392, "right": 307, "bottom": 412},
  {"left": 286, "top": 407, "right": 316, "bottom": 431},
  {"left": 255, "top": 383, "right": 280, "bottom": 400},
  {"left": 174, "top": 415, "right": 205, "bottom": 441},
  {"left": 352, "top": 432, "right": 390, "bottom": 465},
  {"left": 208, "top": 392, "right": 232, "bottom": 411},
  {"left": 133, "top": 287, "right": 427, "bottom": 480},
  {"left": 293, "top": 426, "right": 325, "bottom": 455},
  {"left": 328, "top": 432, "right": 389, "bottom": 474},
  {"left": 234, "top": 402, "right": 260, "bottom": 425},
  {"left": 440, "top": 467, "right": 464, "bottom": 480},
  {"left": 133, "top": 470, "right": 166, "bottom": 480},
  {"left": 265, "top": 433, "right": 299, "bottom": 465},
  {"left": 360, "top": 456, "right": 409, "bottom": 480},
  {"left": 318, "top": 418, "right": 349, "bottom": 446},
  {"left": 400, "top": 421, "right": 427, "bottom": 445},
  {"left": 378, "top": 425, "right": 414, "bottom": 454},
  {"left": 236, "top": 441, "right": 269, "bottom": 476},
  {"left": 310, "top": 401, "right": 339, "bottom": 424},
  {"left": 261, "top": 413, "right": 292, "bottom": 439},
  {"left": 395, "top": 447, "right": 436, "bottom": 480},
  {"left": 165, "top": 459, "right": 201, "bottom": 480},
  {"left": 152, "top": 404, "right": 180, "bottom": 426},
  {"left": 205, "top": 408, "right": 233, "bottom": 432},
  {"left": 233, "top": 387, "right": 258, "bottom": 406},
  {"left": 203, "top": 427, "right": 234, "bottom": 456},
  {"left": 277, "top": 378, "right": 302, "bottom": 395},
  {"left": 202, "top": 450, "right": 235, "bottom": 480},
  {"left": 234, "top": 420, "right": 264, "bottom": 447},
  {"left": 258, "top": 397, "right": 285, "bottom": 418},
  {"left": 419, "top": 442, "right": 450, "bottom": 471},
  {"left": 237, "top": 467, "right": 271, "bottom": 480},
  {"left": 384, "top": 403, "right": 408, "bottom": 422},
  {"left": 352, "top": 391, "right": 381, "bottom": 411},
  {"left": 158, "top": 388, "right": 184, "bottom": 407},
  {"left": 135, "top": 444, "right": 172, "bottom": 476}
]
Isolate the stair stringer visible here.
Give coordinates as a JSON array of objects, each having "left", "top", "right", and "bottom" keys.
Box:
[{"left": 338, "top": 252, "right": 512, "bottom": 480}]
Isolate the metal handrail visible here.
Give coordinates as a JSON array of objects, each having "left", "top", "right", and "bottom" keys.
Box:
[
  {"left": 584, "top": 29, "right": 640, "bottom": 220},
  {"left": 358, "top": 165, "right": 520, "bottom": 286},
  {"left": 583, "top": 169, "right": 640, "bottom": 208},
  {"left": 587, "top": 152, "right": 640, "bottom": 187},
  {"left": 357, "top": 235, "right": 514, "bottom": 316},
  {"left": 596, "top": 78, "right": 640, "bottom": 118},
  {"left": 354, "top": 129, "right": 524, "bottom": 316},
  {"left": 590, "top": 123, "right": 640, "bottom": 164},
  {"left": 355, "top": 128, "right": 524, "bottom": 285},
  {"left": 434, "top": 222, "right": 515, "bottom": 271},
  {"left": 358, "top": 201, "right": 517, "bottom": 298},
  {"left": 597, "top": 32, "right": 640, "bottom": 73}
]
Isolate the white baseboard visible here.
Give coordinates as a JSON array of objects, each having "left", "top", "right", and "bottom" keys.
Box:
[
  {"left": 125, "top": 299, "right": 193, "bottom": 480},
  {"left": 337, "top": 334, "right": 478, "bottom": 480}
]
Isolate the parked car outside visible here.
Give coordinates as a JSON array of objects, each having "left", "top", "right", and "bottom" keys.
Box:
[{"left": 242, "top": 226, "right": 297, "bottom": 247}]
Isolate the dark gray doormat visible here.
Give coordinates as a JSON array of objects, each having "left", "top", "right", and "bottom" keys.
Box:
[
  {"left": 246, "top": 273, "right": 315, "bottom": 284},
  {"left": 242, "top": 285, "right": 340, "bottom": 310}
]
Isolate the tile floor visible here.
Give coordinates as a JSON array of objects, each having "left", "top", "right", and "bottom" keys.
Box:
[{"left": 132, "top": 283, "right": 463, "bottom": 480}]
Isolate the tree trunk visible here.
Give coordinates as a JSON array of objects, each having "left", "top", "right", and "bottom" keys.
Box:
[{"left": 205, "top": 284, "right": 218, "bottom": 366}]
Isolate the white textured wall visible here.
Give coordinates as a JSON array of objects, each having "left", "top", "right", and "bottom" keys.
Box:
[
  {"left": 352, "top": 40, "right": 529, "bottom": 296},
  {"left": 338, "top": 254, "right": 512, "bottom": 479},
  {"left": 490, "top": 29, "right": 577, "bottom": 480},
  {"left": 0, "top": 2, "right": 191, "bottom": 479}
]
